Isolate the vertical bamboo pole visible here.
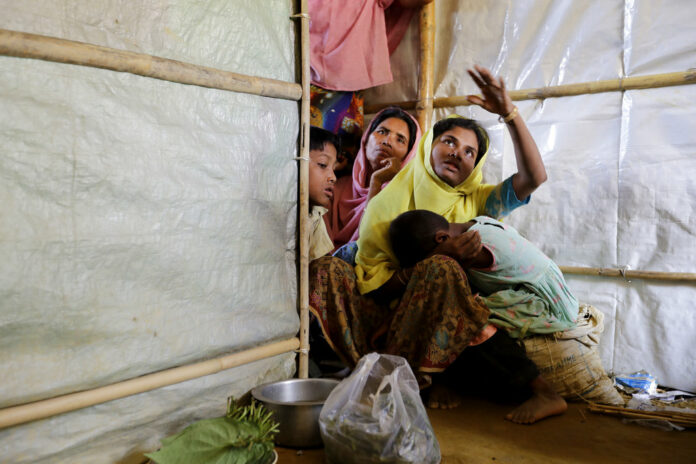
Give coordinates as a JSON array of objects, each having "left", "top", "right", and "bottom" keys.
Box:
[
  {"left": 297, "top": 0, "right": 311, "bottom": 379},
  {"left": 416, "top": 2, "right": 435, "bottom": 131}
]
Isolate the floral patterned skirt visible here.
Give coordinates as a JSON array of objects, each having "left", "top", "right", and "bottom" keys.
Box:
[{"left": 309, "top": 255, "right": 490, "bottom": 374}]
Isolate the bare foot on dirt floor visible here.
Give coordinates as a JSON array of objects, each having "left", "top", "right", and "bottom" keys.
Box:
[
  {"left": 506, "top": 375, "right": 567, "bottom": 424},
  {"left": 425, "top": 382, "right": 462, "bottom": 409}
]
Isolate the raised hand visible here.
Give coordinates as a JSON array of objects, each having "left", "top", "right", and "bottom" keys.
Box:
[
  {"left": 371, "top": 156, "right": 402, "bottom": 185},
  {"left": 466, "top": 65, "right": 515, "bottom": 118}
]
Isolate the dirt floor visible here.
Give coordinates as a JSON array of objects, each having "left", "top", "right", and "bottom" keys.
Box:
[{"left": 276, "top": 396, "right": 696, "bottom": 464}]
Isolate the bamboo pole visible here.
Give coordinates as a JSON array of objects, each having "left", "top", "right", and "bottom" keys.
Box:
[
  {"left": 0, "top": 29, "right": 302, "bottom": 101},
  {"left": 0, "top": 337, "right": 300, "bottom": 430},
  {"left": 559, "top": 266, "right": 696, "bottom": 283},
  {"left": 365, "top": 69, "right": 696, "bottom": 114},
  {"left": 416, "top": 2, "right": 435, "bottom": 131},
  {"left": 296, "top": 0, "right": 311, "bottom": 379}
]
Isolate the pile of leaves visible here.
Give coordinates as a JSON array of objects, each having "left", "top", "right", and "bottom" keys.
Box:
[{"left": 145, "top": 397, "right": 279, "bottom": 464}]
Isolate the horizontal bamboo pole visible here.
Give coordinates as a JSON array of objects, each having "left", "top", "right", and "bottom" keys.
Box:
[
  {"left": 559, "top": 266, "right": 696, "bottom": 283},
  {"left": 365, "top": 69, "right": 696, "bottom": 114},
  {"left": 0, "top": 29, "right": 302, "bottom": 101},
  {"left": 0, "top": 337, "right": 300, "bottom": 430}
]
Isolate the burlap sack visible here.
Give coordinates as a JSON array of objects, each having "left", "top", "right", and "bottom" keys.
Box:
[{"left": 522, "top": 304, "right": 624, "bottom": 405}]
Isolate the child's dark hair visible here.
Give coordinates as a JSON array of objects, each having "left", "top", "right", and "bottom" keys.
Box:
[
  {"left": 432, "top": 118, "right": 488, "bottom": 165},
  {"left": 310, "top": 126, "right": 341, "bottom": 153},
  {"left": 367, "top": 106, "right": 418, "bottom": 154},
  {"left": 389, "top": 210, "right": 449, "bottom": 267}
]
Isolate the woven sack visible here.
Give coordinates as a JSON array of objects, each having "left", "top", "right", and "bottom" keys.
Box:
[{"left": 522, "top": 304, "right": 624, "bottom": 405}]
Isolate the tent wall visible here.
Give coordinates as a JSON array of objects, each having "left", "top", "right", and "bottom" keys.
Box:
[
  {"left": 367, "top": 0, "right": 696, "bottom": 392},
  {"left": 0, "top": 0, "right": 299, "bottom": 462}
]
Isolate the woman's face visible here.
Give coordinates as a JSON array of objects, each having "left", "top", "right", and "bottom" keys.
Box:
[
  {"left": 430, "top": 126, "right": 479, "bottom": 187},
  {"left": 365, "top": 117, "right": 410, "bottom": 172}
]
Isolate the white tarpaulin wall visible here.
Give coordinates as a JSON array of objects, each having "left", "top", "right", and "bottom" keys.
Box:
[
  {"left": 368, "top": 0, "right": 696, "bottom": 392},
  {"left": 0, "top": 1, "right": 299, "bottom": 462}
]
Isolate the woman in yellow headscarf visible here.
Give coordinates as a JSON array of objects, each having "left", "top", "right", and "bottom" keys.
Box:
[{"left": 310, "top": 66, "right": 566, "bottom": 424}]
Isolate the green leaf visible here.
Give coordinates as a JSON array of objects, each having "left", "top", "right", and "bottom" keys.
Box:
[{"left": 145, "top": 416, "right": 272, "bottom": 464}]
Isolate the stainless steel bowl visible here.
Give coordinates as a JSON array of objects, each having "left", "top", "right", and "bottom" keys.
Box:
[{"left": 251, "top": 378, "right": 339, "bottom": 448}]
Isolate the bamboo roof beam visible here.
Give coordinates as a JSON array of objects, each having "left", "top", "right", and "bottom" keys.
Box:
[
  {"left": 365, "top": 69, "right": 696, "bottom": 114},
  {"left": 0, "top": 29, "right": 302, "bottom": 101}
]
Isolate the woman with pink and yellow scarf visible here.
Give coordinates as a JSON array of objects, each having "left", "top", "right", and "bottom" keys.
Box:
[{"left": 325, "top": 106, "right": 421, "bottom": 249}]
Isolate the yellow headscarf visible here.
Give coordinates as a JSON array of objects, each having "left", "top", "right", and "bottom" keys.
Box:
[{"left": 355, "top": 115, "right": 496, "bottom": 294}]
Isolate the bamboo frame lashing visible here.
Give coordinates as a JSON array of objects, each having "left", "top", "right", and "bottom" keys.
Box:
[
  {"left": 0, "top": 29, "right": 302, "bottom": 101},
  {"left": 0, "top": 337, "right": 300, "bottom": 430},
  {"left": 559, "top": 266, "right": 696, "bottom": 283},
  {"left": 364, "top": 69, "right": 696, "bottom": 114},
  {"left": 416, "top": 2, "right": 435, "bottom": 131},
  {"left": 296, "top": 0, "right": 311, "bottom": 379}
]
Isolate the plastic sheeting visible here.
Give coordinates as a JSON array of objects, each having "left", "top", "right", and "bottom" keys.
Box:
[
  {"left": 367, "top": 0, "right": 696, "bottom": 392},
  {"left": 0, "top": 0, "right": 299, "bottom": 462}
]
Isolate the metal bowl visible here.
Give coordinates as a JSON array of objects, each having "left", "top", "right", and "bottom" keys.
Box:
[
  {"left": 268, "top": 449, "right": 278, "bottom": 464},
  {"left": 251, "top": 378, "right": 339, "bottom": 448}
]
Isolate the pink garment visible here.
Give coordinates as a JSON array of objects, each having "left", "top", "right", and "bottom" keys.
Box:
[
  {"left": 309, "top": 0, "right": 416, "bottom": 91},
  {"left": 325, "top": 108, "right": 422, "bottom": 249}
]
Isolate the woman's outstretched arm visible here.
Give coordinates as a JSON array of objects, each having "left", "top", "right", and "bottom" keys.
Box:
[{"left": 467, "top": 65, "right": 547, "bottom": 200}]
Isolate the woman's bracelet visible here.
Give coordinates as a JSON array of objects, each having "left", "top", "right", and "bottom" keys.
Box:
[{"left": 498, "top": 106, "right": 518, "bottom": 124}]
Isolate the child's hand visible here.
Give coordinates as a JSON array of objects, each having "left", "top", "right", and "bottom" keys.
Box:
[
  {"left": 430, "top": 230, "right": 483, "bottom": 266},
  {"left": 371, "top": 156, "right": 402, "bottom": 185},
  {"left": 466, "top": 65, "right": 515, "bottom": 118}
]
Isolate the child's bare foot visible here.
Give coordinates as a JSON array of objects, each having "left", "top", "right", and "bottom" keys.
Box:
[
  {"left": 468, "top": 323, "right": 498, "bottom": 346},
  {"left": 505, "top": 375, "right": 567, "bottom": 424},
  {"left": 425, "top": 382, "right": 462, "bottom": 409}
]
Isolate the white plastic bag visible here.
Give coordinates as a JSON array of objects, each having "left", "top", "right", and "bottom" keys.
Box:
[{"left": 319, "top": 353, "right": 441, "bottom": 464}]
